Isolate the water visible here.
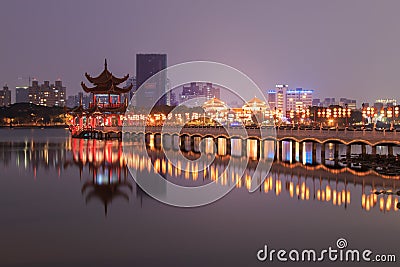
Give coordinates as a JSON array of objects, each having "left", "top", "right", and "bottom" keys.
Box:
[{"left": 0, "top": 128, "right": 399, "bottom": 266}]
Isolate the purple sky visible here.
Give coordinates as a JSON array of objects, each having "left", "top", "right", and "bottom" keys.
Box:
[{"left": 1, "top": 0, "right": 400, "bottom": 105}]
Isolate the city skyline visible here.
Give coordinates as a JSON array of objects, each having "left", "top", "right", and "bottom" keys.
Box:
[{"left": 1, "top": 0, "right": 400, "bottom": 105}]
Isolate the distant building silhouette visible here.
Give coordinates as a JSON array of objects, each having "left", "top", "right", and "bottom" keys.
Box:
[
  {"left": 339, "top": 98, "right": 356, "bottom": 109},
  {"left": 124, "top": 76, "right": 137, "bottom": 105},
  {"left": 66, "top": 92, "right": 91, "bottom": 108},
  {"left": 135, "top": 54, "right": 167, "bottom": 107},
  {"left": 0, "top": 85, "right": 12, "bottom": 107},
  {"left": 374, "top": 98, "right": 396, "bottom": 109},
  {"left": 315, "top": 97, "right": 356, "bottom": 109},
  {"left": 179, "top": 82, "right": 220, "bottom": 106},
  {"left": 16, "top": 86, "right": 29, "bottom": 103},
  {"left": 312, "top": 98, "right": 321, "bottom": 107}
]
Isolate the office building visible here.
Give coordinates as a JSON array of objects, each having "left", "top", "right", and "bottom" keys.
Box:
[
  {"left": 136, "top": 54, "right": 167, "bottom": 107},
  {"left": 286, "top": 88, "right": 313, "bottom": 112}
]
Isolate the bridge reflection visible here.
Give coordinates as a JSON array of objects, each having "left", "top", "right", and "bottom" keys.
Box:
[
  {"left": 140, "top": 133, "right": 400, "bottom": 175},
  {"left": 3, "top": 135, "right": 400, "bottom": 214}
]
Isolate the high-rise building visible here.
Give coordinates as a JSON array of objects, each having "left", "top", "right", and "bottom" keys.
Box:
[
  {"left": 267, "top": 84, "right": 288, "bottom": 116},
  {"left": 286, "top": 88, "right": 313, "bottom": 113},
  {"left": 16, "top": 86, "right": 29, "bottom": 103},
  {"left": 136, "top": 54, "right": 167, "bottom": 107},
  {"left": 28, "top": 80, "right": 66, "bottom": 107},
  {"left": 0, "top": 85, "right": 11, "bottom": 107}
]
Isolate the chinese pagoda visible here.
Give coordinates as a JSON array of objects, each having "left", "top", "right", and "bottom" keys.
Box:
[{"left": 68, "top": 59, "right": 132, "bottom": 139}]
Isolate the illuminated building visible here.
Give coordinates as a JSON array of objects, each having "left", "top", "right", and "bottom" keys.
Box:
[
  {"left": 0, "top": 85, "right": 11, "bottom": 107},
  {"left": 202, "top": 97, "right": 228, "bottom": 123},
  {"left": 242, "top": 96, "right": 270, "bottom": 124},
  {"left": 267, "top": 84, "right": 288, "bottom": 116},
  {"left": 286, "top": 88, "right": 313, "bottom": 113},
  {"left": 68, "top": 59, "right": 132, "bottom": 138},
  {"left": 28, "top": 79, "right": 66, "bottom": 107}
]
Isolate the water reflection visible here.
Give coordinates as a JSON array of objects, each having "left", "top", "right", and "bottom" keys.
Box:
[{"left": 1, "top": 134, "right": 400, "bottom": 214}]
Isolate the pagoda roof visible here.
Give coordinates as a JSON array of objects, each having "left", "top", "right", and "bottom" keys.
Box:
[
  {"left": 81, "top": 81, "right": 133, "bottom": 95},
  {"left": 81, "top": 59, "right": 132, "bottom": 94}
]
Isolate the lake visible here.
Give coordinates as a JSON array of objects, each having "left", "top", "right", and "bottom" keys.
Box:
[{"left": 0, "top": 128, "right": 399, "bottom": 266}]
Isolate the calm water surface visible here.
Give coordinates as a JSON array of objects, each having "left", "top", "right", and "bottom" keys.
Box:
[{"left": 0, "top": 128, "right": 399, "bottom": 267}]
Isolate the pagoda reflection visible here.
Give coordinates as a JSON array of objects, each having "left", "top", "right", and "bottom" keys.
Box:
[{"left": 70, "top": 138, "right": 132, "bottom": 215}]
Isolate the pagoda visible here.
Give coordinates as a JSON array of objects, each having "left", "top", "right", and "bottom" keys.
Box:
[{"left": 68, "top": 59, "right": 132, "bottom": 139}]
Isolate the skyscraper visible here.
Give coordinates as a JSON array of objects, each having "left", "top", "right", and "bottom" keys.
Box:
[
  {"left": 0, "top": 85, "right": 11, "bottom": 107},
  {"left": 136, "top": 54, "right": 167, "bottom": 107}
]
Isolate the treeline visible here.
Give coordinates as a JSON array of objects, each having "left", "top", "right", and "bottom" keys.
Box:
[{"left": 0, "top": 103, "right": 67, "bottom": 126}]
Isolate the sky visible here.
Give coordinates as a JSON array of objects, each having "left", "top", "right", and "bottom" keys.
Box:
[{"left": 1, "top": 0, "right": 400, "bottom": 105}]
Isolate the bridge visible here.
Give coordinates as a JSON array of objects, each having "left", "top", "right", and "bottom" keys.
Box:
[
  {"left": 73, "top": 125, "right": 400, "bottom": 149},
  {"left": 122, "top": 126, "right": 400, "bottom": 147}
]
